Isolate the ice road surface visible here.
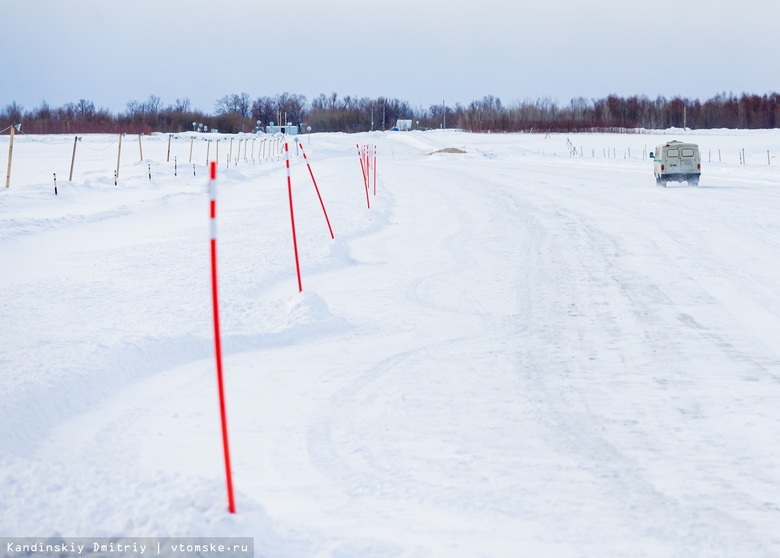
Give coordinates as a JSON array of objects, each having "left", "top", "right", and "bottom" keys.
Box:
[{"left": 1, "top": 129, "right": 780, "bottom": 557}]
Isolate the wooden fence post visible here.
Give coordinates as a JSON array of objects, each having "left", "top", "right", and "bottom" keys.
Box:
[
  {"left": 5, "top": 124, "right": 15, "bottom": 188},
  {"left": 69, "top": 136, "right": 78, "bottom": 181},
  {"left": 116, "top": 133, "right": 123, "bottom": 180}
]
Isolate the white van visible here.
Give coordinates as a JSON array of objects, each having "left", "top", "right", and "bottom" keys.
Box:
[{"left": 651, "top": 140, "right": 701, "bottom": 186}]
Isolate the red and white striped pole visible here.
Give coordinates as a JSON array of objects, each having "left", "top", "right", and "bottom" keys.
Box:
[
  {"left": 356, "top": 144, "right": 370, "bottom": 209},
  {"left": 285, "top": 142, "right": 303, "bottom": 292},
  {"left": 209, "top": 161, "right": 237, "bottom": 514},
  {"left": 298, "top": 142, "right": 334, "bottom": 239}
]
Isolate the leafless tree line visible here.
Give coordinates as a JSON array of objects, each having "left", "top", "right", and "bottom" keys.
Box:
[{"left": 3, "top": 92, "right": 780, "bottom": 134}]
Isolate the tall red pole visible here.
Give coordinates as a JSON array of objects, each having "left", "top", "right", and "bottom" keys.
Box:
[
  {"left": 356, "top": 144, "right": 370, "bottom": 209},
  {"left": 364, "top": 146, "right": 369, "bottom": 191},
  {"left": 373, "top": 145, "right": 377, "bottom": 196},
  {"left": 298, "top": 142, "right": 334, "bottom": 239},
  {"left": 209, "top": 161, "right": 236, "bottom": 514},
  {"left": 285, "top": 142, "right": 303, "bottom": 292}
]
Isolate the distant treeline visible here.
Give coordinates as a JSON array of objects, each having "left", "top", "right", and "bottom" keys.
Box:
[{"left": 2, "top": 91, "right": 780, "bottom": 135}]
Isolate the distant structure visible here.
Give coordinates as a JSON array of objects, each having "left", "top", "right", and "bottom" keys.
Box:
[
  {"left": 394, "top": 119, "right": 413, "bottom": 131},
  {"left": 266, "top": 124, "right": 299, "bottom": 135}
]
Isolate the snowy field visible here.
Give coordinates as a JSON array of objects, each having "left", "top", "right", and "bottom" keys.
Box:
[{"left": 2, "top": 128, "right": 780, "bottom": 557}]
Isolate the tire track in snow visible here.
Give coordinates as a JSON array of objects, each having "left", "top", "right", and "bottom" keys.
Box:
[
  {"left": 310, "top": 150, "right": 780, "bottom": 553},
  {"left": 503, "top": 161, "right": 780, "bottom": 555}
]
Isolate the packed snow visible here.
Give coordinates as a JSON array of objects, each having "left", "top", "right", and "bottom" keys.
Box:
[{"left": 1, "top": 128, "right": 780, "bottom": 557}]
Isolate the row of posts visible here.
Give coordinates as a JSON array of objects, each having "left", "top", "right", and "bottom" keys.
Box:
[
  {"left": 5, "top": 129, "right": 286, "bottom": 188},
  {"left": 562, "top": 144, "right": 774, "bottom": 165}
]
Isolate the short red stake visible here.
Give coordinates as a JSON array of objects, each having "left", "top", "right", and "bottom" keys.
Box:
[
  {"left": 285, "top": 142, "right": 303, "bottom": 292},
  {"left": 298, "top": 142, "right": 334, "bottom": 239},
  {"left": 209, "top": 161, "right": 236, "bottom": 514},
  {"left": 356, "top": 144, "right": 370, "bottom": 209}
]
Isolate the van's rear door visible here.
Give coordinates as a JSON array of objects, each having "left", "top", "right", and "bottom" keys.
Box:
[
  {"left": 664, "top": 146, "right": 681, "bottom": 174},
  {"left": 679, "top": 146, "right": 698, "bottom": 173}
]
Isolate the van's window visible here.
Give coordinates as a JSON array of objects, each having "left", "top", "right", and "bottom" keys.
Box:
[
  {"left": 666, "top": 148, "right": 680, "bottom": 157},
  {"left": 681, "top": 147, "right": 695, "bottom": 157}
]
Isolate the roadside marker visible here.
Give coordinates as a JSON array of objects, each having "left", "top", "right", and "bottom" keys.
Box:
[
  {"left": 298, "top": 141, "right": 334, "bottom": 239},
  {"left": 208, "top": 161, "right": 237, "bottom": 514},
  {"left": 356, "top": 144, "right": 370, "bottom": 209},
  {"left": 285, "top": 142, "right": 303, "bottom": 292}
]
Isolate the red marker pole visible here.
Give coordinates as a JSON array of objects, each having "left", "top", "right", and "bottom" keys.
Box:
[
  {"left": 298, "top": 142, "right": 334, "bottom": 239},
  {"left": 365, "top": 145, "right": 372, "bottom": 193},
  {"left": 285, "top": 142, "right": 303, "bottom": 292},
  {"left": 209, "top": 161, "right": 236, "bottom": 514},
  {"left": 363, "top": 145, "right": 369, "bottom": 189},
  {"left": 356, "top": 144, "right": 370, "bottom": 209},
  {"left": 373, "top": 145, "right": 377, "bottom": 196}
]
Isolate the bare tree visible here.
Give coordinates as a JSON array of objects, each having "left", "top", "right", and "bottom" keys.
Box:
[
  {"left": 32, "top": 101, "right": 53, "bottom": 121},
  {"left": 275, "top": 92, "right": 307, "bottom": 126},
  {"left": 2, "top": 101, "right": 24, "bottom": 123},
  {"left": 76, "top": 98, "right": 95, "bottom": 116},
  {"left": 234, "top": 93, "right": 251, "bottom": 118},
  {"left": 215, "top": 93, "right": 251, "bottom": 117},
  {"left": 144, "top": 95, "right": 163, "bottom": 115},
  {"left": 172, "top": 97, "right": 191, "bottom": 112},
  {"left": 251, "top": 96, "right": 276, "bottom": 125}
]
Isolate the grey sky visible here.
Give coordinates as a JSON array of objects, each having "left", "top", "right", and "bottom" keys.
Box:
[{"left": 2, "top": 0, "right": 778, "bottom": 115}]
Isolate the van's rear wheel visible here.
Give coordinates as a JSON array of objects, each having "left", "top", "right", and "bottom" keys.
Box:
[{"left": 690, "top": 178, "right": 699, "bottom": 186}]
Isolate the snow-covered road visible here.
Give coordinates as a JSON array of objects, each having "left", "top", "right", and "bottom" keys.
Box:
[{"left": 2, "top": 130, "right": 780, "bottom": 556}]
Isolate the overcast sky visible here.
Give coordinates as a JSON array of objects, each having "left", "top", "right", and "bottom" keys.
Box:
[{"left": 2, "top": 0, "right": 779, "bottom": 115}]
